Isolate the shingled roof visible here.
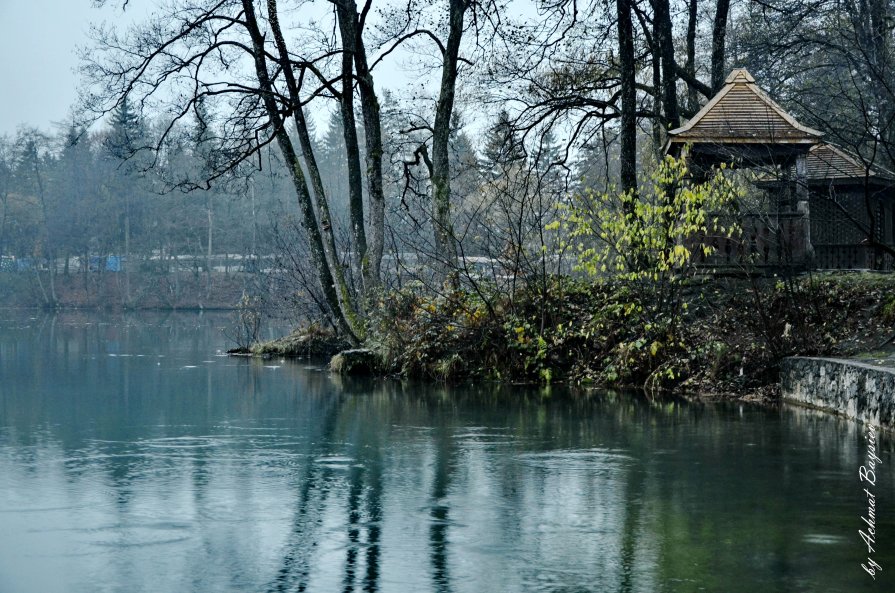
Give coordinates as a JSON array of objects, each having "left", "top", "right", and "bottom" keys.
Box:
[
  {"left": 667, "top": 69, "right": 823, "bottom": 147},
  {"left": 806, "top": 143, "right": 894, "bottom": 182}
]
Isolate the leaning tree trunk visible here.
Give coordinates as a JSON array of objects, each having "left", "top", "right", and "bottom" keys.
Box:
[
  {"left": 344, "top": 0, "right": 385, "bottom": 290},
  {"left": 248, "top": 0, "right": 362, "bottom": 343}
]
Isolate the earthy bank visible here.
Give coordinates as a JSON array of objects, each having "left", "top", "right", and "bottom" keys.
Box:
[{"left": 254, "top": 272, "right": 895, "bottom": 402}]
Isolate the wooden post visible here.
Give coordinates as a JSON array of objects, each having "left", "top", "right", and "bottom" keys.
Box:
[{"left": 795, "top": 153, "right": 814, "bottom": 263}]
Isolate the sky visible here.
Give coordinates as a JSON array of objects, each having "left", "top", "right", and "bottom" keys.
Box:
[
  {"left": 0, "top": 0, "right": 533, "bottom": 139},
  {"left": 0, "top": 0, "right": 423, "bottom": 137},
  {"left": 0, "top": 1, "right": 154, "bottom": 136}
]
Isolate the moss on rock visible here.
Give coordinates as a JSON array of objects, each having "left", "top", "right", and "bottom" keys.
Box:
[
  {"left": 330, "top": 349, "right": 380, "bottom": 375},
  {"left": 247, "top": 326, "right": 349, "bottom": 358}
]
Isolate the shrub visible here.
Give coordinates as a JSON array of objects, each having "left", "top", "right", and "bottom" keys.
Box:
[{"left": 548, "top": 155, "right": 742, "bottom": 388}]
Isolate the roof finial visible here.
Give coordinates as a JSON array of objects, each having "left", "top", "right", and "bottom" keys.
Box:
[{"left": 725, "top": 68, "right": 755, "bottom": 84}]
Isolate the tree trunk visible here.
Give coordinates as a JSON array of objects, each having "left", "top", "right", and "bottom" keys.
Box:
[
  {"left": 125, "top": 203, "right": 131, "bottom": 306},
  {"left": 617, "top": 0, "right": 638, "bottom": 196},
  {"left": 334, "top": 2, "right": 368, "bottom": 291},
  {"left": 249, "top": 0, "right": 362, "bottom": 342},
  {"left": 430, "top": 0, "right": 467, "bottom": 287},
  {"left": 206, "top": 196, "right": 213, "bottom": 298},
  {"left": 267, "top": 1, "right": 362, "bottom": 332},
  {"left": 651, "top": 15, "right": 663, "bottom": 149},
  {"left": 653, "top": 0, "right": 680, "bottom": 130},
  {"left": 860, "top": 0, "right": 895, "bottom": 166},
  {"left": 347, "top": 0, "right": 385, "bottom": 290},
  {"left": 685, "top": 0, "right": 699, "bottom": 114},
  {"left": 711, "top": 0, "right": 731, "bottom": 93}
]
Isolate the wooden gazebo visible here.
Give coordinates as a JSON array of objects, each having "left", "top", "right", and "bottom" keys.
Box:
[
  {"left": 803, "top": 143, "right": 895, "bottom": 269},
  {"left": 666, "top": 69, "right": 823, "bottom": 165},
  {"left": 666, "top": 68, "right": 895, "bottom": 270}
]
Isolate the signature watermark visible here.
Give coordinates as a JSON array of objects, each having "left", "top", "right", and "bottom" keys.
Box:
[{"left": 859, "top": 423, "right": 883, "bottom": 580}]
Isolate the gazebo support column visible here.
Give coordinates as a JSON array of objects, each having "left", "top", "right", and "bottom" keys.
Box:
[{"left": 795, "top": 153, "right": 814, "bottom": 262}]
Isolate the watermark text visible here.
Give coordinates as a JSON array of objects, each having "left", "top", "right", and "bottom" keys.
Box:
[{"left": 859, "top": 423, "right": 883, "bottom": 580}]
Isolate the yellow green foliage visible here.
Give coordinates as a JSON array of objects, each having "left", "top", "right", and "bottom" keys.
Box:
[
  {"left": 546, "top": 156, "right": 744, "bottom": 388},
  {"left": 551, "top": 155, "right": 742, "bottom": 284}
]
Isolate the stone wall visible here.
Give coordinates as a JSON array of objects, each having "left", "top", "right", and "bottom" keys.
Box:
[{"left": 781, "top": 357, "right": 895, "bottom": 429}]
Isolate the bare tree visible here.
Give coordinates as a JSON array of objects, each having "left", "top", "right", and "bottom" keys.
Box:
[{"left": 82, "top": 0, "right": 395, "bottom": 341}]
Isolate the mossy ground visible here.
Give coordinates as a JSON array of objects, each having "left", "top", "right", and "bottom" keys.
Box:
[
  {"left": 247, "top": 324, "right": 349, "bottom": 357},
  {"left": 362, "top": 272, "right": 895, "bottom": 400},
  {"left": 244, "top": 272, "right": 894, "bottom": 401}
]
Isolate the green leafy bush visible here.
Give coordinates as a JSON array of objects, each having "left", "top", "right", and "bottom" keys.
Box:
[{"left": 548, "top": 155, "right": 742, "bottom": 388}]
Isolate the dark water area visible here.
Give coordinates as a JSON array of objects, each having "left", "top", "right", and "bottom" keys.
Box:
[{"left": 0, "top": 311, "right": 893, "bottom": 592}]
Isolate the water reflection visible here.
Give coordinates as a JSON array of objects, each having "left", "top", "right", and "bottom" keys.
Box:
[{"left": 0, "top": 312, "right": 893, "bottom": 593}]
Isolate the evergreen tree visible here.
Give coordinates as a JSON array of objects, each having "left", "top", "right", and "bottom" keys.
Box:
[
  {"left": 449, "top": 112, "right": 478, "bottom": 174},
  {"left": 100, "top": 93, "right": 152, "bottom": 304},
  {"left": 448, "top": 112, "right": 481, "bottom": 225},
  {"left": 574, "top": 138, "right": 615, "bottom": 195},
  {"left": 105, "top": 94, "right": 145, "bottom": 161},
  {"left": 533, "top": 130, "right": 567, "bottom": 198},
  {"left": 480, "top": 109, "right": 526, "bottom": 178},
  {"left": 57, "top": 122, "right": 96, "bottom": 272},
  {"left": 319, "top": 108, "right": 349, "bottom": 225}
]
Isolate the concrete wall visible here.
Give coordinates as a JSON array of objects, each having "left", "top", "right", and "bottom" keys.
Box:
[{"left": 781, "top": 357, "right": 895, "bottom": 429}]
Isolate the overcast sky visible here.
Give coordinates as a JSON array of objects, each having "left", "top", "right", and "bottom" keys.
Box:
[
  {"left": 0, "top": 0, "right": 433, "bottom": 138},
  {"left": 0, "top": 0, "right": 522, "bottom": 139},
  {"left": 0, "top": 1, "right": 153, "bottom": 135}
]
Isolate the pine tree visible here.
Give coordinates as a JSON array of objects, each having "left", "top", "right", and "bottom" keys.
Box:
[
  {"left": 319, "top": 108, "right": 349, "bottom": 223},
  {"left": 448, "top": 112, "right": 480, "bottom": 208},
  {"left": 449, "top": 112, "right": 477, "bottom": 172},
  {"left": 101, "top": 94, "right": 150, "bottom": 305},
  {"left": 105, "top": 94, "right": 144, "bottom": 161},
  {"left": 574, "top": 140, "right": 613, "bottom": 195},
  {"left": 480, "top": 109, "right": 525, "bottom": 178},
  {"left": 58, "top": 122, "right": 95, "bottom": 273},
  {"left": 533, "top": 130, "right": 567, "bottom": 198},
  {"left": 303, "top": 112, "right": 319, "bottom": 152}
]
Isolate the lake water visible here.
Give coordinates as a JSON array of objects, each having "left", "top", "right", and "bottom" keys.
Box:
[{"left": 0, "top": 311, "right": 892, "bottom": 592}]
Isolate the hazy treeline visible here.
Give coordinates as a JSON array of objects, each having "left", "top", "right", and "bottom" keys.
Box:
[
  {"left": 0, "top": 101, "right": 268, "bottom": 274},
  {"left": 0, "top": 94, "right": 576, "bottom": 311},
  {"left": 0, "top": 98, "right": 576, "bottom": 314}
]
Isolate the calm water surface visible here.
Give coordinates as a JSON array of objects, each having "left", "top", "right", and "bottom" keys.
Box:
[{"left": 0, "top": 311, "right": 893, "bottom": 593}]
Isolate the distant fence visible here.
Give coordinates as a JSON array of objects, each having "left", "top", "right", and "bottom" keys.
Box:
[{"left": 0, "top": 254, "right": 277, "bottom": 274}]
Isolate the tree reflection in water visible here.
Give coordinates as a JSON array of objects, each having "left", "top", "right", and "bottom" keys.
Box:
[{"left": 0, "top": 312, "right": 893, "bottom": 593}]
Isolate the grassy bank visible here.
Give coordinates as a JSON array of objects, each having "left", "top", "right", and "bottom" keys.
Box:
[
  {"left": 444, "top": 274, "right": 891, "bottom": 399},
  {"left": 259, "top": 272, "right": 895, "bottom": 402}
]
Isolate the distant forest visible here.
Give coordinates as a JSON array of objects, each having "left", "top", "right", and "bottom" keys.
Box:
[{"left": 0, "top": 96, "right": 570, "bottom": 308}]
